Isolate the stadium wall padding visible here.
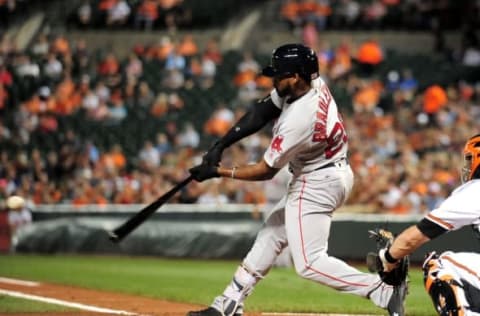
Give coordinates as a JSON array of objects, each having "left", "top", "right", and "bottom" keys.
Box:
[{"left": 15, "top": 209, "right": 480, "bottom": 263}]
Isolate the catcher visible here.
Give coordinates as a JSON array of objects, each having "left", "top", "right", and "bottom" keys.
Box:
[{"left": 370, "top": 134, "right": 480, "bottom": 315}]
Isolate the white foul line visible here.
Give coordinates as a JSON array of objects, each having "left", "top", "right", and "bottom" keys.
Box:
[
  {"left": 0, "top": 277, "right": 40, "bottom": 286},
  {"left": 0, "top": 289, "right": 140, "bottom": 315}
]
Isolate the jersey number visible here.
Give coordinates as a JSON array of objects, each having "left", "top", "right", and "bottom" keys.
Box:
[
  {"left": 313, "top": 121, "right": 347, "bottom": 159},
  {"left": 325, "top": 122, "right": 347, "bottom": 158}
]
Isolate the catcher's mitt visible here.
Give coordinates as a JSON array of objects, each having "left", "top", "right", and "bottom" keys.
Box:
[{"left": 366, "top": 228, "right": 409, "bottom": 286}]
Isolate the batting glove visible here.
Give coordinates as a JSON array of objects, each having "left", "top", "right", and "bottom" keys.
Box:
[
  {"left": 202, "top": 140, "right": 224, "bottom": 166},
  {"left": 189, "top": 164, "right": 220, "bottom": 182}
]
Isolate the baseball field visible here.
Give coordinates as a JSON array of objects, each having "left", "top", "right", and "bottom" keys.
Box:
[{"left": 0, "top": 255, "right": 434, "bottom": 315}]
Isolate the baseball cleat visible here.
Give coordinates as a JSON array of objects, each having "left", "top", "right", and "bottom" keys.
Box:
[
  {"left": 186, "top": 306, "right": 242, "bottom": 316},
  {"left": 387, "top": 278, "right": 408, "bottom": 316}
]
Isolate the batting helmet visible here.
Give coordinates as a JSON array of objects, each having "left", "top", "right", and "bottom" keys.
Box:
[
  {"left": 262, "top": 43, "right": 319, "bottom": 81},
  {"left": 462, "top": 134, "right": 480, "bottom": 183}
]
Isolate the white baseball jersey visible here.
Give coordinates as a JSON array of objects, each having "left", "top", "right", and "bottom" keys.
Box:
[
  {"left": 424, "top": 179, "right": 480, "bottom": 231},
  {"left": 264, "top": 77, "right": 348, "bottom": 175}
]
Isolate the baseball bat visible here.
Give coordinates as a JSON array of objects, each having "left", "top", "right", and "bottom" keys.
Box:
[{"left": 108, "top": 175, "right": 193, "bottom": 242}]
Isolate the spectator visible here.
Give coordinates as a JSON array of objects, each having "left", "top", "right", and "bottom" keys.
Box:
[
  {"left": 165, "top": 45, "right": 186, "bottom": 72},
  {"left": 302, "top": 21, "right": 318, "bottom": 49},
  {"left": 0, "top": 119, "right": 11, "bottom": 141},
  {"left": 137, "top": 81, "right": 154, "bottom": 108},
  {"left": 423, "top": 85, "right": 448, "bottom": 116},
  {"left": 177, "top": 34, "right": 198, "bottom": 57},
  {"left": 197, "top": 181, "right": 229, "bottom": 205},
  {"left": 335, "top": 0, "right": 361, "bottom": 28},
  {"left": 43, "top": 53, "right": 63, "bottom": 83},
  {"left": 198, "top": 55, "right": 216, "bottom": 89},
  {"left": 97, "top": 0, "right": 117, "bottom": 26},
  {"left": 177, "top": 123, "right": 200, "bottom": 148},
  {"left": 233, "top": 51, "right": 259, "bottom": 88},
  {"left": 204, "top": 104, "right": 235, "bottom": 137},
  {"left": 150, "top": 92, "right": 169, "bottom": 117},
  {"left": 299, "top": 0, "right": 331, "bottom": 31},
  {"left": 0, "top": 63, "right": 12, "bottom": 86},
  {"left": 356, "top": 38, "right": 384, "bottom": 75},
  {"left": 15, "top": 54, "right": 40, "bottom": 78},
  {"left": 162, "top": 69, "right": 184, "bottom": 89},
  {"left": 98, "top": 52, "right": 120, "bottom": 78},
  {"left": 362, "top": 0, "right": 387, "bottom": 29},
  {"left": 138, "top": 140, "right": 160, "bottom": 171},
  {"left": 135, "top": 0, "right": 159, "bottom": 31},
  {"left": 51, "top": 35, "right": 70, "bottom": 57},
  {"left": 77, "top": 0, "right": 92, "bottom": 28},
  {"left": 281, "top": 0, "right": 301, "bottom": 32},
  {"left": 106, "top": 0, "right": 131, "bottom": 27},
  {"left": 155, "top": 132, "right": 171, "bottom": 155},
  {"left": 125, "top": 53, "right": 143, "bottom": 81},
  {"left": 202, "top": 38, "right": 222, "bottom": 65},
  {"left": 106, "top": 92, "right": 127, "bottom": 124},
  {"left": 72, "top": 39, "right": 91, "bottom": 76}
]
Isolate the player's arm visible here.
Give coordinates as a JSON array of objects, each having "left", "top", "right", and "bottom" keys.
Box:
[
  {"left": 387, "top": 217, "right": 447, "bottom": 261},
  {"left": 189, "top": 158, "right": 279, "bottom": 182},
  {"left": 203, "top": 96, "right": 281, "bottom": 166},
  {"left": 217, "top": 159, "right": 279, "bottom": 181}
]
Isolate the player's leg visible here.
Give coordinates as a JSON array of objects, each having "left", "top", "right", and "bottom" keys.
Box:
[
  {"left": 284, "top": 166, "right": 394, "bottom": 309},
  {"left": 187, "top": 198, "right": 288, "bottom": 316}
]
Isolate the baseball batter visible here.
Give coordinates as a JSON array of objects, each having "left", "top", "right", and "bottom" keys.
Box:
[
  {"left": 187, "top": 44, "right": 406, "bottom": 316},
  {"left": 376, "top": 134, "right": 480, "bottom": 315}
]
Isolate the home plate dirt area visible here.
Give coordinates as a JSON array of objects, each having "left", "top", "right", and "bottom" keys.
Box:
[{"left": 0, "top": 277, "right": 374, "bottom": 316}]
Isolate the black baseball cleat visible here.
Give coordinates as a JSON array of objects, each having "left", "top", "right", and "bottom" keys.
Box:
[
  {"left": 387, "top": 278, "right": 408, "bottom": 316},
  {"left": 186, "top": 307, "right": 242, "bottom": 316}
]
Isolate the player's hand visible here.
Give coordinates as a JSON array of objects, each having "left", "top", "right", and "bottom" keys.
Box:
[
  {"left": 378, "top": 248, "right": 399, "bottom": 273},
  {"left": 202, "top": 140, "right": 224, "bottom": 166},
  {"left": 189, "top": 164, "right": 220, "bottom": 182}
]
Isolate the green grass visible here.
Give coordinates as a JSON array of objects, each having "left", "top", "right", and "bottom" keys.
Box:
[
  {"left": 0, "top": 255, "right": 434, "bottom": 315},
  {"left": 0, "top": 295, "right": 71, "bottom": 312}
]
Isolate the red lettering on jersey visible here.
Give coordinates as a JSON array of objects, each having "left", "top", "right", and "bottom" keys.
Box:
[
  {"left": 312, "top": 86, "right": 330, "bottom": 142},
  {"left": 316, "top": 110, "right": 327, "bottom": 122},
  {"left": 318, "top": 85, "right": 332, "bottom": 112},
  {"left": 271, "top": 135, "right": 284, "bottom": 153},
  {"left": 312, "top": 132, "right": 326, "bottom": 142},
  {"left": 314, "top": 121, "right": 326, "bottom": 133}
]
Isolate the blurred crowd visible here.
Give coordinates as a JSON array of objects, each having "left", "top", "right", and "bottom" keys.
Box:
[
  {"left": 70, "top": 0, "right": 480, "bottom": 34},
  {"left": 75, "top": 0, "right": 191, "bottom": 33},
  {"left": 0, "top": 11, "right": 480, "bottom": 215},
  {"left": 280, "top": 0, "right": 480, "bottom": 32}
]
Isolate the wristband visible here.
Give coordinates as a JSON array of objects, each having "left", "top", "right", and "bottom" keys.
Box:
[
  {"left": 231, "top": 166, "right": 237, "bottom": 179},
  {"left": 384, "top": 249, "right": 398, "bottom": 263}
]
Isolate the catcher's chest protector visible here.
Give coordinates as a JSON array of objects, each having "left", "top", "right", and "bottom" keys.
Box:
[{"left": 423, "top": 255, "right": 480, "bottom": 316}]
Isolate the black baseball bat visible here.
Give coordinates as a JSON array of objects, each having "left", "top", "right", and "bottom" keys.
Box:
[{"left": 108, "top": 175, "right": 193, "bottom": 242}]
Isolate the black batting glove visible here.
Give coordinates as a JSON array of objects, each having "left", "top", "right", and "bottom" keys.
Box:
[
  {"left": 202, "top": 140, "right": 225, "bottom": 166},
  {"left": 189, "top": 164, "right": 220, "bottom": 182}
]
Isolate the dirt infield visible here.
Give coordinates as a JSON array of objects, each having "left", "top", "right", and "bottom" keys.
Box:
[
  {"left": 0, "top": 278, "right": 236, "bottom": 316},
  {"left": 0, "top": 278, "right": 374, "bottom": 316}
]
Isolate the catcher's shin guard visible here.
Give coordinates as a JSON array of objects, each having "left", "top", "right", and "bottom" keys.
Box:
[
  {"left": 423, "top": 252, "right": 472, "bottom": 316},
  {"left": 427, "top": 279, "right": 462, "bottom": 316}
]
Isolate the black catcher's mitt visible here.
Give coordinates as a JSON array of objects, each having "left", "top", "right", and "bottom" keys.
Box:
[{"left": 366, "top": 228, "right": 409, "bottom": 286}]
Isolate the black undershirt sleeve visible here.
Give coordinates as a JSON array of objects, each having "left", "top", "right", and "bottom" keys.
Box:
[
  {"left": 216, "top": 96, "right": 281, "bottom": 149},
  {"left": 417, "top": 218, "right": 448, "bottom": 239}
]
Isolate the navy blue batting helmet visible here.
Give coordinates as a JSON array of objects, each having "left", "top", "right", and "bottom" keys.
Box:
[{"left": 262, "top": 43, "right": 319, "bottom": 81}]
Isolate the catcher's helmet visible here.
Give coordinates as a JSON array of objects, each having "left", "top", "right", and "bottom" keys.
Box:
[
  {"left": 262, "top": 43, "right": 319, "bottom": 81},
  {"left": 462, "top": 134, "right": 480, "bottom": 183}
]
